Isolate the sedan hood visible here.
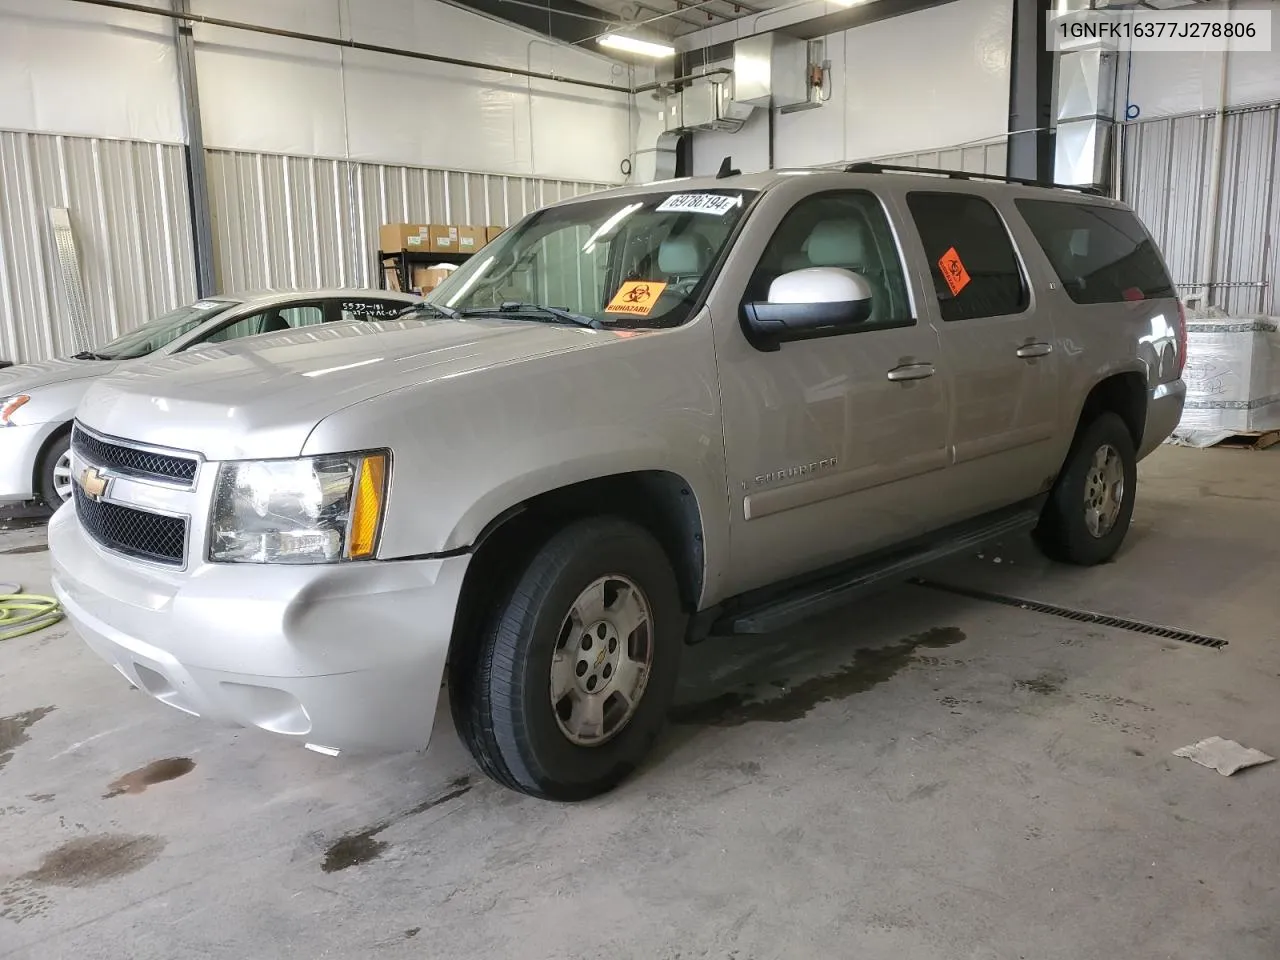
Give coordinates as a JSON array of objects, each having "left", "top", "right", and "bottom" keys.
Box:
[
  {"left": 77, "top": 317, "right": 617, "bottom": 460},
  {"left": 0, "top": 357, "right": 121, "bottom": 394}
]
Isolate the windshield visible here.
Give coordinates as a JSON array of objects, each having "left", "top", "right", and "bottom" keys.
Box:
[
  {"left": 422, "top": 189, "right": 757, "bottom": 329},
  {"left": 91, "top": 299, "right": 237, "bottom": 360}
]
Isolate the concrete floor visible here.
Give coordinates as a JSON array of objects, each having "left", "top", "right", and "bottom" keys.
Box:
[{"left": 1, "top": 445, "right": 1278, "bottom": 960}]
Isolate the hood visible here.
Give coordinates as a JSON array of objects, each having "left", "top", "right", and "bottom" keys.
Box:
[
  {"left": 0, "top": 357, "right": 122, "bottom": 394},
  {"left": 78, "top": 317, "right": 625, "bottom": 460}
]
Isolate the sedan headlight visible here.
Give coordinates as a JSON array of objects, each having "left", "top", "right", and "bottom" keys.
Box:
[
  {"left": 209, "top": 452, "right": 389, "bottom": 564},
  {"left": 1, "top": 395, "right": 30, "bottom": 425}
]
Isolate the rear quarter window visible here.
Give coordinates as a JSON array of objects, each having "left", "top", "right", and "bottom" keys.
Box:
[{"left": 1015, "top": 200, "right": 1176, "bottom": 305}]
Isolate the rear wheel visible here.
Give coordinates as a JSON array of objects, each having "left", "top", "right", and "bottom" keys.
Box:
[
  {"left": 1035, "top": 412, "right": 1137, "bottom": 566},
  {"left": 449, "top": 517, "right": 684, "bottom": 800},
  {"left": 37, "top": 432, "right": 73, "bottom": 509}
]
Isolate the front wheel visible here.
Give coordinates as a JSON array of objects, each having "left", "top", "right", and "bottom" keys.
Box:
[
  {"left": 38, "top": 432, "right": 73, "bottom": 510},
  {"left": 1035, "top": 412, "right": 1137, "bottom": 566},
  {"left": 449, "top": 517, "right": 685, "bottom": 801}
]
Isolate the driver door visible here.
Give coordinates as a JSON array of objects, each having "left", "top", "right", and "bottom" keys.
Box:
[{"left": 710, "top": 185, "right": 952, "bottom": 596}]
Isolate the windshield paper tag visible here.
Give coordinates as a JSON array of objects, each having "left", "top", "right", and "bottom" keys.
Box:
[
  {"left": 605, "top": 281, "right": 668, "bottom": 316},
  {"left": 655, "top": 193, "right": 743, "bottom": 216},
  {"left": 937, "top": 247, "right": 971, "bottom": 296},
  {"left": 193, "top": 300, "right": 222, "bottom": 309}
]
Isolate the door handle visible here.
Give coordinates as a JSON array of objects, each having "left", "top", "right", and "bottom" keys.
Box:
[
  {"left": 886, "top": 362, "right": 936, "bottom": 382},
  {"left": 1016, "top": 342, "right": 1053, "bottom": 359}
]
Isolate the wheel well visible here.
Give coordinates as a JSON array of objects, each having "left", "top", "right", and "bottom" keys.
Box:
[
  {"left": 1077, "top": 373, "right": 1145, "bottom": 448},
  {"left": 447, "top": 471, "right": 705, "bottom": 659},
  {"left": 32, "top": 421, "right": 72, "bottom": 493}
]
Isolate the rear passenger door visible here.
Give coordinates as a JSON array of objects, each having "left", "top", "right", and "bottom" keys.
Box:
[{"left": 903, "top": 191, "right": 1061, "bottom": 515}]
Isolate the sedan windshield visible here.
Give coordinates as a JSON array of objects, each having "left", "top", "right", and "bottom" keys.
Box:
[
  {"left": 91, "top": 300, "right": 238, "bottom": 360},
  {"left": 423, "top": 189, "right": 757, "bottom": 329}
]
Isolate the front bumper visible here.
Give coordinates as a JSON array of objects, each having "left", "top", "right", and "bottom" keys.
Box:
[
  {"left": 1139, "top": 378, "right": 1187, "bottom": 460},
  {"left": 0, "top": 423, "right": 45, "bottom": 502},
  {"left": 49, "top": 504, "right": 470, "bottom": 753}
]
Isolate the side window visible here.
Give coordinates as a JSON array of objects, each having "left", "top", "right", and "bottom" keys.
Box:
[
  {"left": 906, "top": 192, "right": 1029, "bottom": 322},
  {"left": 201, "top": 303, "right": 325, "bottom": 344},
  {"left": 203, "top": 312, "right": 266, "bottom": 344},
  {"left": 278, "top": 305, "right": 324, "bottom": 328},
  {"left": 1014, "top": 199, "right": 1176, "bottom": 304},
  {"left": 746, "top": 190, "right": 911, "bottom": 325},
  {"left": 339, "top": 299, "right": 410, "bottom": 322}
]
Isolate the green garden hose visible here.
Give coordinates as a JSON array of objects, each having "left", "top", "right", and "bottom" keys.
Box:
[{"left": 0, "top": 582, "right": 63, "bottom": 641}]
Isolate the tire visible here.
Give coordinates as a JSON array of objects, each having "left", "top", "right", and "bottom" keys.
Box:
[
  {"left": 37, "top": 431, "right": 73, "bottom": 510},
  {"left": 1035, "top": 412, "right": 1137, "bottom": 566},
  {"left": 449, "top": 517, "right": 685, "bottom": 801}
]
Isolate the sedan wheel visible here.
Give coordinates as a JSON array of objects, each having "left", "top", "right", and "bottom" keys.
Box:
[{"left": 52, "top": 449, "right": 75, "bottom": 504}]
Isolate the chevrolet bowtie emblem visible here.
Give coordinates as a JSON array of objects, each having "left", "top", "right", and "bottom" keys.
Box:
[{"left": 78, "top": 466, "right": 108, "bottom": 500}]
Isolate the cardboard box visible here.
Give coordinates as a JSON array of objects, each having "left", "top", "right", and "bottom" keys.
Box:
[
  {"left": 456, "top": 226, "right": 487, "bottom": 254},
  {"left": 428, "top": 224, "right": 458, "bottom": 253},
  {"left": 486, "top": 226, "right": 505, "bottom": 243},
  {"left": 410, "top": 265, "right": 455, "bottom": 294},
  {"left": 378, "top": 223, "right": 431, "bottom": 253}
]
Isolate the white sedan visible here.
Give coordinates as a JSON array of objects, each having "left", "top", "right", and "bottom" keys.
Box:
[{"left": 0, "top": 289, "right": 420, "bottom": 507}]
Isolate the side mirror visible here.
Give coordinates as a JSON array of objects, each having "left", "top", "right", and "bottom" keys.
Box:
[{"left": 741, "top": 267, "right": 873, "bottom": 348}]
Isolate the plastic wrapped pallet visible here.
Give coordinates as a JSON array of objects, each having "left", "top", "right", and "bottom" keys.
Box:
[{"left": 1172, "top": 316, "right": 1280, "bottom": 446}]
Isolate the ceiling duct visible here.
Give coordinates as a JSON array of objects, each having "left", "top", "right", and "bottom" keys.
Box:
[{"left": 732, "top": 32, "right": 814, "bottom": 110}]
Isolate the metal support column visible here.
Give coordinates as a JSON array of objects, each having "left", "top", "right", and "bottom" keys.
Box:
[
  {"left": 1008, "top": 0, "right": 1053, "bottom": 183},
  {"left": 172, "top": 0, "right": 216, "bottom": 295}
]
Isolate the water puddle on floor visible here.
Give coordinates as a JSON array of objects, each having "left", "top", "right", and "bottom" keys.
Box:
[
  {"left": 0, "top": 706, "right": 56, "bottom": 772},
  {"left": 322, "top": 776, "right": 474, "bottom": 873},
  {"left": 103, "top": 757, "right": 196, "bottom": 799},
  {"left": 671, "top": 626, "right": 967, "bottom": 727}
]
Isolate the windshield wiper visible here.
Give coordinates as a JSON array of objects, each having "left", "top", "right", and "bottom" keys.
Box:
[
  {"left": 72, "top": 351, "right": 111, "bottom": 360},
  {"left": 459, "top": 301, "right": 602, "bottom": 329},
  {"left": 403, "top": 303, "right": 459, "bottom": 320}
]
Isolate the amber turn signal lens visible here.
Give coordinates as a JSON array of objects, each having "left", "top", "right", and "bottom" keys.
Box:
[
  {"left": 349, "top": 454, "right": 388, "bottom": 559},
  {"left": 1, "top": 394, "right": 30, "bottom": 425}
]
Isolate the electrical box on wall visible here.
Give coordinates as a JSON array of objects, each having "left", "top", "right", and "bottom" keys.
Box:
[{"left": 733, "top": 33, "right": 809, "bottom": 109}]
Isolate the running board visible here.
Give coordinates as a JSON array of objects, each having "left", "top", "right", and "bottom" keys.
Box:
[{"left": 721, "top": 508, "right": 1040, "bottom": 636}]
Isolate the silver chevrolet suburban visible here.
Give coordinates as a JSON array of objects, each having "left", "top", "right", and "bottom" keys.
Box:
[{"left": 49, "top": 164, "right": 1187, "bottom": 801}]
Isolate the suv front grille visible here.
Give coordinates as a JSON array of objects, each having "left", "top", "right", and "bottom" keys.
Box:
[
  {"left": 74, "top": 487, "right": 187, "bottom": 566},
  {"left": 72, "top": 425, "right": 198, "bottom": 486}
]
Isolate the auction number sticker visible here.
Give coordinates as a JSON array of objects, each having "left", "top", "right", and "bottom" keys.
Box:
[
  {"left": 656, "top": 193, "right": 744, "bottom": 216},
  {"left": 605, "top": 281, "right": 668, "bottom": 316}
]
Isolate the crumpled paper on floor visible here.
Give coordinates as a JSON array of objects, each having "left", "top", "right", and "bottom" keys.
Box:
[{"left": 1173, "top": 737, "right": 1275, "bottom": 776}]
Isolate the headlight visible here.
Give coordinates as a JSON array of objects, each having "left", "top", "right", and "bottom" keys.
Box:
[
  {"left": 1, "top": 395, "right": 30, "bottom": 425},
  {"left": 209, "top": 451, "right": 389, "bottom": 564}
]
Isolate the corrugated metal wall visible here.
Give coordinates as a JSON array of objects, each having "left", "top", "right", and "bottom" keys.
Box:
[
  {"left": 871, "top": 139, "right": 1009, "bottom": 177},
  {"left": 0, "top": 131, "right": 197, "bottom": 365},
  {"left": 1, "top": 138, "right": 611, "bottom": 364},
  {"left": 814, "top": 136, "right": 1010, "bottom": 176},
  {"left": 1119, "top": 103, "right": 1280, "bottom": 315},
  {"left": 206, "top": 150, "right": 609, "bottom": 293}
]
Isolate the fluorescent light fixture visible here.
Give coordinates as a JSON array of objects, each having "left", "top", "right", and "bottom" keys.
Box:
[{"left": 598, "top": 34, "right": 675, "bottom": 58}]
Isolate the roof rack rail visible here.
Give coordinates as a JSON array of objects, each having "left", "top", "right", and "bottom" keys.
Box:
[{"left": 843, "top": 161, "right": 1104, "bottom": 196}]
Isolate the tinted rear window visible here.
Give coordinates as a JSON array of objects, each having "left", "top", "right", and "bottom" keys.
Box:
[
  {"left": 906, "top": 192, "right": 1029, "bottom": 322},
  {"left": 1015, "top": 200, "right": 1175, "bottom": 305}
]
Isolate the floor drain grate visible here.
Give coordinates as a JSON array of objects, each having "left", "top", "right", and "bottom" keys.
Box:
[{"left": 910, "top": 579, "right": 1228, "bottom": 649}]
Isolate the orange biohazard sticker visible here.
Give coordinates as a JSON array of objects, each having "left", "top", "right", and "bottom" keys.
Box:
[
  {"left": 937, "top": 246, "right": 971, "bottom": 296},
  {"left": 605, "top": 281, "right": 668, "bottom": 316}
]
